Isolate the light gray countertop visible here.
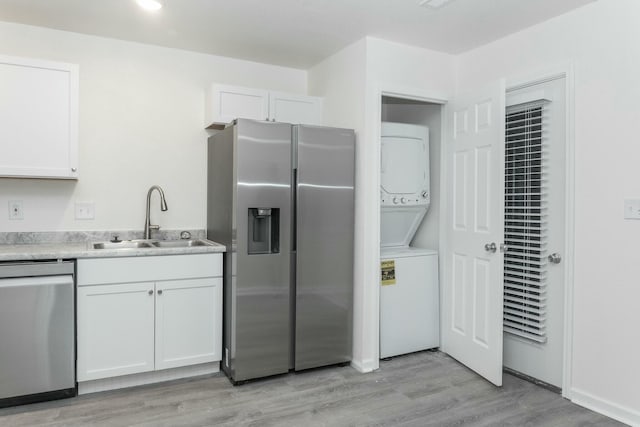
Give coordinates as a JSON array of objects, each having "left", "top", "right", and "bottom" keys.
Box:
[
  {"left": 0, "top": 240, "right": 226, "bottom": 262},
  {"left": 0, "top": 230, "right": 225, "bottom": 262}
]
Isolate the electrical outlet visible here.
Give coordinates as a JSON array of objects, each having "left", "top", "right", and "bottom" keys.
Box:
[
  {"left": 75, "top": 202, "right": 95, "bottom": 220},
  {"left": 624, "top": 199, "right": 640, "bottom": 219},
  {"left": 8, "top": 200, "right": 23, "bottom": 220}
]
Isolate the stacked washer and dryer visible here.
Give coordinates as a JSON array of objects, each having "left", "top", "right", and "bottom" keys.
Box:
[{"left": 380, "top": 122, "right": 440, "bottom": 359}]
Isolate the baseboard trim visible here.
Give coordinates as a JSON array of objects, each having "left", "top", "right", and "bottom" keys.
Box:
[
  {"left": 571, "top": 387, "right": 639, "bottom": 426},
  {"left": 78, "top": 362, "right": 220, "bottom": 395},
  {"left": 351, "top": 358, "right": 375, "bottom": 373}
]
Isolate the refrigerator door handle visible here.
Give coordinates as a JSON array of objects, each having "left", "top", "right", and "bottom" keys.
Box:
[{"left": 292, "top": 168, "right": 298, "bottom": 252}]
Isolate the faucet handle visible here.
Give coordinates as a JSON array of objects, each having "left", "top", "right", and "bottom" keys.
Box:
[{"left": 110, "top": 235, "right": 121, "bottom": 243}]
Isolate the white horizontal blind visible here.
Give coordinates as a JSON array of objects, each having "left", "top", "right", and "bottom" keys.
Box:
[{"left": 503, "top": 101, "right": 549, "bottom": 343}]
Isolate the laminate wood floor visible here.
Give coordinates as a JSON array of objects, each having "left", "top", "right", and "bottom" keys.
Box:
[{"left": 0, "top": 351, "right": 624, "bottom": 427}]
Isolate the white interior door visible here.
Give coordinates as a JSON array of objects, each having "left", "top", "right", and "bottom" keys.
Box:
[
  {"left": 502, "top": 77, "right": 566, "bottom": 388},
  {"left": 442, "top": 80, "right": 506, "bottom": 386}
]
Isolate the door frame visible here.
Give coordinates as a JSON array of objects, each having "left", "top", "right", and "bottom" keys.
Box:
[
  {"left": 504, "top": 63, "right": 576, "bottom": 398},
  {"left": 371, "top": 83, "right": 449, "bottom": 371}
]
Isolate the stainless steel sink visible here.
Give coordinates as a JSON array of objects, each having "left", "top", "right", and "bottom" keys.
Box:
[
  {"left": 91, "top": 238, "right": 215, "bottom": 250},
  {"left": 151, "top": 239, "right": 214, "bottom": 248},
  {"left": 92, "top": 240, "right": 154, "bottom": 249}
]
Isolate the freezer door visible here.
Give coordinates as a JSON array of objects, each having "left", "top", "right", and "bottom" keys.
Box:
[
  {"left": 232, "top": 119, "right": 292, "bottom": 381},
  {"left": 295, "top": 125, "right": 354, "bottom": 370}
]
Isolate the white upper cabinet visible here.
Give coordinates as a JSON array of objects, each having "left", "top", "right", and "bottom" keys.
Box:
[
  {"left": 207, "top": 84, "right": 269, "bottom": 125},
  {"left": 0, "top": 55, "right": 79, "bottom": 179},
  {"left": 269, "top": 91, "right": 323, "bottom": 125},
  {"left": 206, "top": 84, "right": 322, "bottom": 128}
]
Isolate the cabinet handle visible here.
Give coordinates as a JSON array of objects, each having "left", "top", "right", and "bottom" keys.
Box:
[
  {"left": 148, "top": 290, "right": 153, "bottom": 295},
  {"left": 157, "top": 289, "right": 163, "bottom": 295},
  {"left": 71, "top": 167, "right": 77, "bottom": 172}
]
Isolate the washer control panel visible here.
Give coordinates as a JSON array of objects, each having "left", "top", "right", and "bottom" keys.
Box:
[{"left": 382, "top": 190, "right": 430, "bottom": 207}]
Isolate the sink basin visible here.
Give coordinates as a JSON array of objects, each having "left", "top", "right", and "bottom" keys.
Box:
[
  {"left": 92, "top": 240, "right": 154, "bottom": 249},
  {"left": 151, "top": 239, "right": 214, "bottom": 248},
  {"left": 91, "top": 238, "right": 215, "bottom": 250}
]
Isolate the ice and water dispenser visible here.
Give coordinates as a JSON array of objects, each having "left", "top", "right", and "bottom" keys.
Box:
[{"left": 248, "top": 208, "right": 280, "bottom": 254}]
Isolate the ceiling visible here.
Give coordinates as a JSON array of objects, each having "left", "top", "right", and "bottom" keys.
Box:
[{"left": 0, "top": 0, "right": 596, "bottom": 69}]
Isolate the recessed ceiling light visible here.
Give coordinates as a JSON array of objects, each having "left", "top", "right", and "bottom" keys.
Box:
[
  {"left": 136, "top": 0, "right": 163, "bottom": 12},
  {"left": 418, "top": 0, "right": 454, "bottom": 9}
]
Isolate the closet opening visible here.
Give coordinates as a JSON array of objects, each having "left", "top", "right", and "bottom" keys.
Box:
[{"left": 378, "top": 95, "right": 444, "bottom": 360}]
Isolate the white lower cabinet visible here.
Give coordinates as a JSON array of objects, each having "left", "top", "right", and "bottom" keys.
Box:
[
  {"left": 77, "top": 254, "right": 222, "bottom": 383},
  {"left": 77, "top": 282, "right": 155, "bottom": 381},
  {"left": 155, "top": 278, "right": 222, "bottom": 370}
]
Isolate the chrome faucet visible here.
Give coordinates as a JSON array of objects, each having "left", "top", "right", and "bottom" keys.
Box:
[{"left": 144, "top": 185, "right": 168, "bottom": 239}]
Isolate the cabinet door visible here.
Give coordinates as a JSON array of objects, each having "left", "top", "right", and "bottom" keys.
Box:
[
  {"left": 207, "top": 84, "right": 269, "bottom": 126},
  {"left": 269, "top": 92, "right": 322, "bottom": 125},
  {"left": 155, "top": 278, "right": 222, "bottom": 370},
  {"left": 77, "top": 282, "right": 155, "bottom": 381},
  {"left": 0, "top": 55, "right": 78, "bottom": 179}
]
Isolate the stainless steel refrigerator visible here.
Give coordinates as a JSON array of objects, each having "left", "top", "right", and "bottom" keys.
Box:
[{"left": 207, "top": 118, "right": 354, "bottom": 383}]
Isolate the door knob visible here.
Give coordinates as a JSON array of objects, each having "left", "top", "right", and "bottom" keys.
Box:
[
  {"left": 548, "top": 253, "right": 562, "bottom": 264},
  {"left": 484, "top": 242, "right": 497, "bottom": 253}
]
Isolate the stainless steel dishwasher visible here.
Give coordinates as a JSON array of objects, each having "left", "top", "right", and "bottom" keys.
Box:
[{"left": 0, "top": 260, "right": 76, "bottom": 408}]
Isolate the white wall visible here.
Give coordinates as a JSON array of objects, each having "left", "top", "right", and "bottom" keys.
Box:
[
  {"left": 366, "top": 38, "right": 455, "bottom": 99},
  {"left": 0, "top": 21, "right": 307, "bottom": 233},
  {"left": 308, "top": 38, "right": 366, "bottom": 131},
  {"left": 457, "top": 1, "right": 640, "bottom": 423}
]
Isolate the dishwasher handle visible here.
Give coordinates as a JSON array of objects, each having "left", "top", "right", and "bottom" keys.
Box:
[
  {"left": 0, "top": 275, "right": 74, "bottom": 289},
  {"left": 0, "top": 261, "right": 74, "bottom": 279}
]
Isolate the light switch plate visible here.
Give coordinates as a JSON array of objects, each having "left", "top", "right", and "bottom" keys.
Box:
[
  {"left": 75, "top": 202, "right": 95, "bottom": 220},
  {"left": 624, "top": 199, "right": 640, "bottom": 219}
]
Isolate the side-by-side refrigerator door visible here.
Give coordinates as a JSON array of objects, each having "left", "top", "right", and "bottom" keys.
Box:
[
  {"left": 234, "top": 119, "right": 292, "bottom": 382},
  {"left": 294, "top": 125, "right": 355, "bottom": 371}
]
